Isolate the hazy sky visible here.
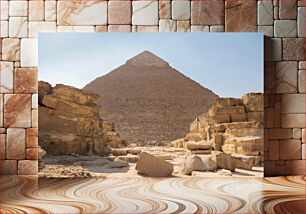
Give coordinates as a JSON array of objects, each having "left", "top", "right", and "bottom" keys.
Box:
[{"left": 39, "top": 33, "right": 263, "bottom": 98}]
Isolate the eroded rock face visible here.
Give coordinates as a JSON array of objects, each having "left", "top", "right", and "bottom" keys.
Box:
[
  {"left": 39, "top": 81, "right": 123, "bottom": 156},
  {"left": 174, "top": 93, "right": 264, "bottom": 157}
]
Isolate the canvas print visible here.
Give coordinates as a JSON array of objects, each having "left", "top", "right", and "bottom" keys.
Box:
[{"left": 38, "top": 33, "right": 264, "bottom": 178}]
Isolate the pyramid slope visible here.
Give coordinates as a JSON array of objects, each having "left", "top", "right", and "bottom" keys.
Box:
[{"left": 84, "top": 51, "right": 218, "bottom": 143}]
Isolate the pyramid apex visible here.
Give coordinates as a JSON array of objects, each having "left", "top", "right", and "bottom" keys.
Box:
[{"left": 126, "top": 50, "right": 169, "bottom": 67}]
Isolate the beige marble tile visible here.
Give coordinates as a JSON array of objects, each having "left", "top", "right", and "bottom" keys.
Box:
[
  {"left": 159, "top": 19, "right": 176, "bottom": 32},
  {"left": 136, "top": 26, "right": 159, "bottom": 32},
  {"left": 18, "top": 160, "right": 38, "bottom": 175},
  {"left": 9, "top": 17, "right": 28, "bottom": 38},
  {"left": 14, "top": 68, "right": 38, "bottom": 94},
  {"left": 108, "top": 1, "right": 131, "bottom": 24},
  {"left": 26, "top": 128, "right": 38, "bottom": 148},
  {"left": 2, "top": 38, "right": 20, "bottom": 61},
  {"left": 0, "top": 21, "right": 9, "bottom": 37},
  {"left": 274, "top": 20, "right": 297, "bottom": 37},
  {"left": 20, "top": 38, "right": 38, "bottom": 67},
  {"left": 29, "top": 21, "right": 57, "bottom": 38},
  {"left": 0, "top": 1, "right": 9, "bottom": 21},
  {"left": 192, "top": 0, "right": 224, "bottom": 25},
  {"left": 132, "top": 1, "right": 158, "bottom": 25},
  {"left": 29, "top": 1, "right": 45, "bottom": 21},
  {"left": 282, "top": 94, "right": 305, "bottom": 114},
  {"left": 0, "top": 61, "right": 14, "bottom": 93},
  {"left": 6, "top": 128, "right": 26, "bottom": 159},
  {"left": 210, "top": 25, "right": 225, "bottom": 32},
  {"left": 32, "top": 94, "right": 38, "bottom": 109},
  {"left": 9, "top": 1, "right": 28, "bottom": 17},
  {"left": 0, "top": 95, "right": 3, "bottom": 128},
  {"left": 298, "top": 70, "right": 305, "bottom": 93},
  {"left": 282, "top": 114, "right": 305, "bottom": 128},
  {"left": 298, "top": 7, "right": 305, "bottom": 37},
  {"left": 276, "top": 61, "right": 298, "bottom": 93},
  {"left": 172, "top": 1, "right": 190, "bottom": 21},
  {"left": 177, "top": 21, "right": 190, "bottom": 32},
  {"left": 159, "top": 1, "right": 171, "bottom": 19},
  {"left": 258, "top": 0, "right": 273, "bottom": 25},
  {"left": 258, "top": 26, "right": 274, "bottom": 37},
  {"left": 191, "top": 25, "right": 209, "bottom": 32},
  {"left": 45, "top": 1, "right": 57, "bottom": 21},
  {"left": 108, "top": 25, "right": 131, "bottom": 32},
  {"left": 57, "top": 0, "right": 107, "bottom": 25},
  {"left": 57, "top": 26, "right": 95, "bottom": 32}
]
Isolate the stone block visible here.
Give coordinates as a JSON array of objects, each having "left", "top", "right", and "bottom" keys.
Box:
[
  {"left": 258, "top": 26, "right": 273, "bottom": 37},
  {"left": 9, "top": 1, "right": 28, "bottom": 16},
  {"left": 247, "top": 112, "right": 263, "bottom": 124},
  {"left": 0, "top": 160, "right": 17, "bottom": 175},
  {"left": 268, "top": 128, "right": 292, "bottom": 139},
  {"left": 32, "top": 109, "right": 38, "bottom": 128},
  {"left": 29, "top": 21, "right": 57, "bottom": 38},
  {"left": 14, "top": 68, "right": 38, "bottom": 94},
  {"left": 282, "top": 94, "right": 305, "bottom": 114},
  {"left": 21, "top": 39, "right": 38, "bottom": 67},
  {"left": 9, "top": 17, "right": 28, "bottom": 38},
  {"left": 6, "top": 128, "right": 26, "bottom": 159},
  {"left": 298, "top": 70, "right": 305, "bottom": 93},
  {"left": 136, "top": 26, "right": 159, "bottom": 32},
  {"left": 32, "top": 94, "right": 38, "bottom": 109},
  {"left": 177, "top": 21, "right": 190, "bottom": 32},
  {"left": 191, "top": 25, "right": 209, "bottom": 32},
  {"left": 276, "top": 61, "right": 298, "bottom": 93},
  {"left": 293, "top": 128, "right": 302, "bottom": 139},
  {"left": 0, "top": 61, "right": 14, "bottom": 93},
  {"left": 274, "top": 20, "right": 297, "bottom": 37},
  {"left": 29, "top": 1, "right": 44, "bottom": 21},
  {"left": 26, "top": 148, "right": 38, "bottom": 160},
  {"left": 108, "top": 25, "right": 131, "bottom": 32},
  {"left": 280, "top": 139, "right": 302, "bottom": 160},
  {"left": 0, "top": 134, "right": 5, "bottom": 159},
  {"left": 18, "top": 160, "right": 38, "bottom": 175},
  {"left": 282, "top": 114, "right": 305, "bottom": 128},
  {"left": 57, "top": 1, "right": 107, "bottom": 25},
  {"left": 45, "top": 1, "right": 57, "bottom": 21},
  {"left": 172, "top": 1, "right": 190, "bottom": 20},
  {"left": 298, "top": 7, "right": 305, "bottom": 37},
  {"left": 95, "top": 26, "right": 108, "bottom": 32},
  {"left": 57, "top": 26, "right": 95, "bottom": 32},
  {"left": 303, "top": 129, "right": 306, "bottom": 143},
  {"left": 1, "top": 1, "right": 9, "bottom": 20},
  {"left": 210, "top": 25, "right": 225, "bottom": 32},
  {"left": 0, "top": 21, "right": 8, "bottom": 37},
  {"left": 225, "top": 0, "right": 257, "bottom": 32},
  {"left": 302, "top": 144, "right": 305, "bottom": 159},
  {"left": 285, "top": 160, "right": 305, "bottom": 175},
  {"left": 2, "top": 38, "right": 20, "bottom": 61},
  {"left": 26, "top": 128, "right": 38, "bottom": 148},
  {"left": 159, "top": 19, "right": 177, "bottom": 32},
  {"left": 159, "top": 1, "right": 171, "bottom": 19},
  {"left": 230, "top": 113, "right": 247, "bottom": 122},
  {"left": 191, "top": 0, "right": 224, "bottom": 25},
  {"left": 279, "top": 0, "right": 297, "bottom": 19},
  {"left": 258, "top": 0, "right": 273, "bottom": 25},
  {"left": 211, "top": 151, "right": 235, "bottom": 172},
  {"left": 283, "top": 38, "right": 305, "bottom": 61},
  {"left": 0, "top": 95, "right": 3, "bottom": 127},
  {"left": 132, "top": 1, "right": 158, "bottom": 25},
  {"left": 273, "top": 100, "right": 282, "bottom": 128},
  {"left": 4, "top": 94, "right": 31, "bottom": 128},
  {"left": 264, "top": 38, "right": 282, "bottom": 62},
  {"left": 268, "top": 140, "right": 279, "bottom": 160},
  {"left": 108, "top": 1, "right": 131, "bottom": 24},
  {"left": 299, "top": 61, "right": 306, "bottom": 69}
]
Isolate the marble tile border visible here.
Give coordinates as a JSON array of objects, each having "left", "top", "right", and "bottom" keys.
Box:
[{"left": 0, "top": 0, "right": 305, "bottom": 176}]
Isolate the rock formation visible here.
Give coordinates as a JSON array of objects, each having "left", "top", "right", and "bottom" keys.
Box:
[
  {"left": 39, "top": 81, "right": 124, "bottom": 156},
  {"left": 173, "top": 93, "right": 264, "bottom": 174},
  {"left": 84, "top": 51, "right": 218, "bottom": 143}
]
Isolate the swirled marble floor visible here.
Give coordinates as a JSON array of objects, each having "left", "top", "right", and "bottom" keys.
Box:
[{"left": 0, "top": 176, "right": 305, "bottom": 214}]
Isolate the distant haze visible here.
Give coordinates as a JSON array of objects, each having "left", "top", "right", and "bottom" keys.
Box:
[{"left": 39, "top": 33, "right": 263, "bottom": 98}]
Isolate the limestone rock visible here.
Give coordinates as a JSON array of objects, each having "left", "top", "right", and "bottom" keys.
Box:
[
  {"left": 242, "top": 93, "right": 263, "bottom": 112},
  {"left": 184, "top": 141, "right": 213, "bottom": 151},
  {"left": 179, "top": 155, "right": 216, "bottom": 175},
  {"left": 211, "top": 151, "right": 235, "bottom": 172},
  {"left": 136, "top": 152, "right": 173, "bottom": 177},
  {"left": 39, "top": 81, "right": 123, "bottom": 156}
]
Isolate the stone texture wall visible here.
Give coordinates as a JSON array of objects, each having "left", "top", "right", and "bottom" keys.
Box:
[{"left": 0, "top": 0, "right": 305, "bottom": 176}]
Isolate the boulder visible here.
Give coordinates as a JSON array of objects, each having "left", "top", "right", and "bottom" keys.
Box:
[
  {"left": 184, "top": 141, "right": 213, "bottom": 151},
  {"left": 136, "top": 152, "right": 173, "bottom": 177},
  {"left": 179, "top": 155, "right": 216, "bottom": 175},
  {"left": 232, "top": 154, "right": 259, "bottom": 170},
  {"left": 171, "top": 138, "right": 185, "bottom": 148},
  {"left": 211, "top": 151, "right": 235, "bottom": 172}
]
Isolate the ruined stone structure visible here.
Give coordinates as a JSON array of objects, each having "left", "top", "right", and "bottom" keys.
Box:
[
  {"left": 39, "top": 81, "right": 123, "bottom": 156},
  {"left": 173, "top": 93, "right": 264, "bottom": 157}
]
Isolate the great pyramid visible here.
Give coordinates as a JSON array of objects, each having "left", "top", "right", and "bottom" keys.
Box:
[{"left": 84, "top": 51, "right": 219, "bottom": 143}]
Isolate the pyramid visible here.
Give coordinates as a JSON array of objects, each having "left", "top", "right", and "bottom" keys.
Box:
[{"left": 84, "top": 51, "right": 219, "bottom": 143}]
